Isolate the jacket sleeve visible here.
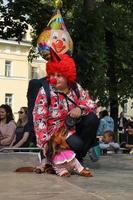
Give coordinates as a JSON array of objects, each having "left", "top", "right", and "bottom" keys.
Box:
[
  {"left": 33, "top": 87, "right": 49, "bottom": 148},
  {"left": 77, "top": 84, "right": 97, "bottom": 115}
]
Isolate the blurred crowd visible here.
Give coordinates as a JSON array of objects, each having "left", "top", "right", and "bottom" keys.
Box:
[
  {"left": 0, "top": 104, "right": 30, "bottom": 150},
  {"left": 0, "top": 104, "right": 133, "bottom": 155}
]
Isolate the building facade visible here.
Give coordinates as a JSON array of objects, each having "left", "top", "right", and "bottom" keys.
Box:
[{"left": 0, "top": 36, "right": 46, "bottom": 121}]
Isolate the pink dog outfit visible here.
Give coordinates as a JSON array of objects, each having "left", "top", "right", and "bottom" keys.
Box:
[{"left": 52, "top": 149, "right": 84, "bottom": 176}]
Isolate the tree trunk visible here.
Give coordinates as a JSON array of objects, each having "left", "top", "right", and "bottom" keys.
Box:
[{"left": 104, "top": 0, "right": 118, "bottom": 139}]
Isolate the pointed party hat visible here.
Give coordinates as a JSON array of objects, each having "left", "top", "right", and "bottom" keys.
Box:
[
  {"left": 50, "top": 47, "right": 61, "bottom": 62},
  {"left": 37, "top": 9, "right": 73, "bottom": 60},
  {"left": 47, "top": 10, "right": 66, "bottom": 30}
]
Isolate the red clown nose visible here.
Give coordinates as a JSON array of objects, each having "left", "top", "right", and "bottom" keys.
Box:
[{"left": 49, "top": 77, "right": 57, "bottom": 85}]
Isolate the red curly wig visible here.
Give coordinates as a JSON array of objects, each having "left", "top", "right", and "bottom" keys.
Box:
[{"left": 46, "top": 54, "right": 76, "bottom": 82}]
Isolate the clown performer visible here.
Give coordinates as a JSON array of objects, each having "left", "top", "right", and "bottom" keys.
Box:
[{"left": 32, "top": 1, "right": 99, "bottom": 175}]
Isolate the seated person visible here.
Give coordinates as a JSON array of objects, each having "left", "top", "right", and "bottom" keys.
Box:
[
  {"left": 96, "top": 111, "right": 118, "bottom": 155},
  {"left": 99, "top": 131, "right": 120, "bottom": 154},
  {"left": 97, "top": 110, "right": 114, "bottom": 136},
  {"left": 0, "top": 104, "right": 16, "bottom": 149},
  {"left": 120, "top": 120, "right": 133, "bottom": 153},
  {"left": 10, "top": 107, "right": 30, "bottom": 149}
]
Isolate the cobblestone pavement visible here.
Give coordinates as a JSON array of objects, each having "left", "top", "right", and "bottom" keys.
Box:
[{"left": 0, "top": 152, "right": 133, "bottom": 200}]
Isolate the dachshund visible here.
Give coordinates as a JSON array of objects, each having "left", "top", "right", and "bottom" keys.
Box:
[
  {"left": 43, "top": 128, "right": 93, "bottom": 177},
  {"left": 15, "top": 127, "right": 93, "bottom": 177}
]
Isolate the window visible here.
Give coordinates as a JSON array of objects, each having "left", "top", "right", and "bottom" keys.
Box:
[
  {"left": 5, "top": 94, "right": 13, "bottom": 108},
  {"left": 5, "top": 60, "right": 12, "bottom": 77},
  {"left": 16, "top": 47, "right": 21, "bottom": 54},
  {"left": 31, "top": 67, "right": 38, "bottom": 79}
]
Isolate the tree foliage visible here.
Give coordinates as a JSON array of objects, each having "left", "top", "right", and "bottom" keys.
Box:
[{"left": 0, "top": 0, "right": 133, "bottom": 112}]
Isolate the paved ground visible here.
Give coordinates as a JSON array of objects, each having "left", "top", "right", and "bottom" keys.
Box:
[{"left": 0, "top": 152, "right": 133, "bottom": 200}]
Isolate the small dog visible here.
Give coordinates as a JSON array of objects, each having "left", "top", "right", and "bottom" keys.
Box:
[
  {"left": 43, "top": 128, "right": 93, "bottom": 177},
  {"left": 15, "top": 128, "right": 93, "bottom": 177}
]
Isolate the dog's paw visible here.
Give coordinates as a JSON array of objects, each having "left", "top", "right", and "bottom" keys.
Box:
[
  {"left": 34, "top": 164, "right": 55, "bottom": 174},
  {"left": 34, "top": 168, "right": 44, "bottom": 174},
  {"left": 61, "top": 172, "right": 71, "bottom": 177},
  {"left": 45, "top": 165, "right": 55, "bottom": 174},
  {"left": 79, "top": 168, "right": 93, "bottom": 177}
]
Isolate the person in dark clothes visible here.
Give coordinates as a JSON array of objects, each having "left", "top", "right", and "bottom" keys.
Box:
[
  {"left": 10, "top": 107, "right": 30, "bottom": 148},
  {"left": 120, "top": 120, "right": 133, "bottom": 153},
  {"left": 118, "top": 112, "right": 128, "bottom": 144}
]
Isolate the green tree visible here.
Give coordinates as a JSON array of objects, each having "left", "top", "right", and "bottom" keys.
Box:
[
  {"left": 72, "top": 0, "right": 133, "bottom": 132},
  {"left": 0, "top": 0, "right": 54, "bottom": 41},
  {"left": 0, "top": 0, "right": 133, "bottom": 127},
  {"left": 103, "top": 0, "right": 133, "bottom": 130}
]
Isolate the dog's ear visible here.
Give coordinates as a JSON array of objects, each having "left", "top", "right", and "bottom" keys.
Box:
[
  {"left": 46, "top": 128, "right": 70, "bottom": 158},
  {"left": 55, "top": 130, "right": 69, "bottom": 149},
  {"left": 60, "top": 138, "right": 69, "bottom": 149},
  {"left": 53, "top": 132, "right": 62, "bottom": 145},
  {"left": 50, "top": 133, "right": 62, "bottom": 154}
]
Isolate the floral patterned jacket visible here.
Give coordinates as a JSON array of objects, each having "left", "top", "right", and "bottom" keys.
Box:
[{"left": 33, "top": 83, "right": 96, "bottom": 148}]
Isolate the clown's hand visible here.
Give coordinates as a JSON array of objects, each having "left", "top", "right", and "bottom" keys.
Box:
[{"left": 68, "top": 107, "right": 82, "bottom": 119}]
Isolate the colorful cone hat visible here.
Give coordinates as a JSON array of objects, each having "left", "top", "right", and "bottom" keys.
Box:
[{"left": 37, "top": 9, "right": 73, "bottom": 60}]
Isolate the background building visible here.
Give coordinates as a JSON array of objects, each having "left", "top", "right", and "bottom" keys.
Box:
[{"left": 0, "top": 30, "right": 46, "bottom": 121}]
